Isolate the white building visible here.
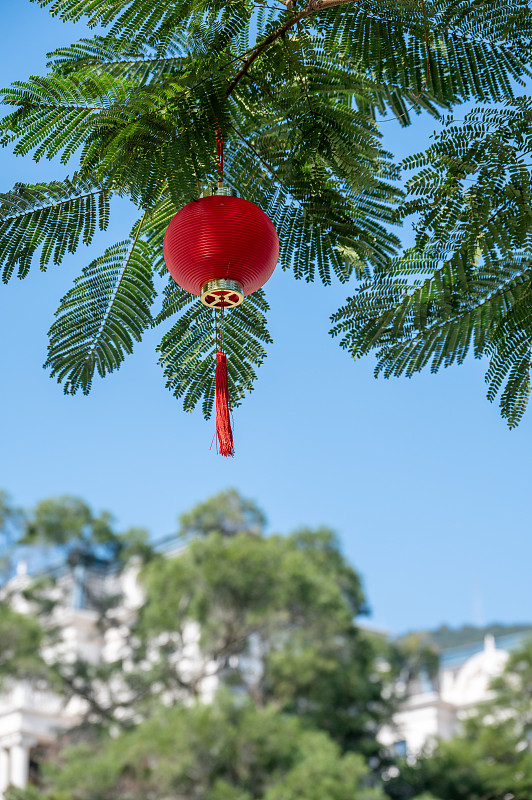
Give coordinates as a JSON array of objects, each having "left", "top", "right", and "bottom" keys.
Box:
[
  {"left": 378, "top": 632, "right": 528, "bottom": 757},
  {"left": 0, "top": 555, "right": 527, "bottom": 795},
  {"left": 0, "top": 558, "right": 140, "bottom": 794},
  {"left": 0, "top": 542, "right": 225, "bottom": 797}
]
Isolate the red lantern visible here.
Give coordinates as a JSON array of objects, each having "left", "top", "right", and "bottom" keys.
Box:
[
  {"left": 164, "top": 191, "right": 279, "bottom": 308},
  {"left": 163, "top": 188, "right": 279, "bottom": 456}
]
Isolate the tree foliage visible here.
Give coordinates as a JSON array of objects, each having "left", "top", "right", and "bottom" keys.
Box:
[
  {"left": 0, "top": 489, "right": 395, "bottom": 761},
  {"left": 0, "top": 490, "right": 25, "bottom": 576},
  {"left": 332, "top": 96, "right": 532, "bottom": 427},
  {"left": 0, "top": 603, "right": 46, "bottom": 685},
  {"left": 32, "top": 700, "right": 386, "bottom": 800},
  {"left": 136, "top": 521, "right": 393, "bottom": 757},
  {"left": 177, "top": 488, "right": 266, "bottom": 539},
  {"left": 400, "top": 622, "right": 532, "bottom": 651},
  {"left": 5, "top": 488, "right": 532, "bottom": 800},
  {"left": 21, "top": 494, "right": 152, "bottom": 565},
  {"left": 1, "top": 1, "right": 531, "bottom": 420},
  {"left": 1, "top": 494, "right": 154, "bottom": 730}
]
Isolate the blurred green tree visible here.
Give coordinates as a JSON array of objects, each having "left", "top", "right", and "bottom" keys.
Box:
[
  {"left": 0, "top": 604, "right": 47, "bottom": 686},
  {"left": 26, "top": 699, "right": 386, "bottom": 800},
  {"left": 177, "top": 489, "right": 266, "bottom": 540},
  {"left": 1, "top": 489, "right": 396, "bottom": 780},
  {"left": 137, "top": 521, "right": 392, "bottom": 757}
]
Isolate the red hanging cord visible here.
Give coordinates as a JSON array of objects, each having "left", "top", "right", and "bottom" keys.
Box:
[
  {"left": 211, "top": 127, "right": 234, "bottom": 456},
  {"left": 215, "top": 304, "right": 235, "bottom": 457},
  {"left": 216, "top": 127, "right": 224, "bottom": 185}
]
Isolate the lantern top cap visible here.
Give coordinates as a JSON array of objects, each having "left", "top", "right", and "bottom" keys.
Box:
[{"left": 202, "top": 185, "right": 238, "bottom": 198}]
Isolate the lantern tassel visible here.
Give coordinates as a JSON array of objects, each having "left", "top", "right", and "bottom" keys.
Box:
[
  {"left": 215, "top": 352, "right": 234, "bottom": 457},
  {"left": 215, "top": 306, "right": 234, "bottom": 457}
]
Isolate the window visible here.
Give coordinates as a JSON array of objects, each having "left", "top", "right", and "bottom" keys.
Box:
[{"left": 393, "top": 740, "right": 408, "bottom": 758}]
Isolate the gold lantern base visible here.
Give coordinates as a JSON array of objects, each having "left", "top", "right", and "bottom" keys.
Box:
[{"left": 200, "top": 279, "right": 244, "bottom": 308}]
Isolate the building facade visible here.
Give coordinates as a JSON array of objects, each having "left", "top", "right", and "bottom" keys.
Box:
[
  {"left": 377, "top": 633, "right": 525, "bottom": 756},
  {"left": 0, "top": 556, "right": 527, "bottom": 796}
]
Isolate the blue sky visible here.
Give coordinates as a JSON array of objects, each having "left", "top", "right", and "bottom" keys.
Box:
[{"left": 1, "top": 2, "right": 531, "bottom": 635}]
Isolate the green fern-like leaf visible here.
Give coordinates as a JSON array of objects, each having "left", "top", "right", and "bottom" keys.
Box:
[
  {"left": 0, "top": 175, "right": 111, "bottom": 282},
  {"left": 332, "top": 97, "right": 532, "bottom": 426},
  {"left": 45, "top": 226, "right": 156, "bottom": 394},
  {"left": 4, "top": 0, "right": 531, "bottom": 425}
]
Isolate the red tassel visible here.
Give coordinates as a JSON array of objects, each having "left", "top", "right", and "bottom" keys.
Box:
[{"left": 215, "top": 351, "right": 234, "bottom": 457}]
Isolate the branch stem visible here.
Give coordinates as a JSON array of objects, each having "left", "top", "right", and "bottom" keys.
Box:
[{"left": 226, "top": 0, "right": 356, "bottom": 96}]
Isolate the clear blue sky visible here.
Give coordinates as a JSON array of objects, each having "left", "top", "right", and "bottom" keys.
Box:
[{"left": 1, "top": 2, "right": 531, "bottom": 635}]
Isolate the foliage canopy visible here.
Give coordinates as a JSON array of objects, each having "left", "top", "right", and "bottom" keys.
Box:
[
  {"left": 1, "top": 1, "right": 531, "bottom": 422},
  {"left": 29, "top": 700, "right": 386, "bottom": 800},
  {"left": 0, "top": 489, "right": 392, "bottom": 755},
  {"left": 0, "top": 488, "right": 405, "bottom": 799}
]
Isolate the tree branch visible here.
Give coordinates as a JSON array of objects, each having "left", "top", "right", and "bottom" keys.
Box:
[{"left": 226, "top": 0, "right": 356, "bottom": 96}]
